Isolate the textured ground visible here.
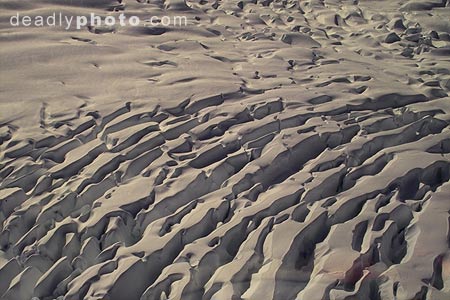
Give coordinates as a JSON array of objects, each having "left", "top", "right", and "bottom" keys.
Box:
[{"left": 1, "top": 0, "right": 450, "bottom": 299}]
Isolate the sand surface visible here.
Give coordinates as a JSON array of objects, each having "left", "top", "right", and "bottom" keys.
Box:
[{"left": 1, "top": 0, "right": 450, "bottom": 299}]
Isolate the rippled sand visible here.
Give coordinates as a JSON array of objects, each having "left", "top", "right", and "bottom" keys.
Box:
[{"left": 1, "top": 1, "right": 450, "bottom": 299}]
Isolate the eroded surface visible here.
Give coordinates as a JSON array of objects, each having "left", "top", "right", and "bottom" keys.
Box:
[{"left": 1, "top": 0, "right": 450, "bottom": 299}]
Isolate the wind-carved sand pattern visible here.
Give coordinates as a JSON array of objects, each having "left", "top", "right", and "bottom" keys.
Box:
[{"left": 1, "top": 0, "right": 450, "bottom": 299}]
